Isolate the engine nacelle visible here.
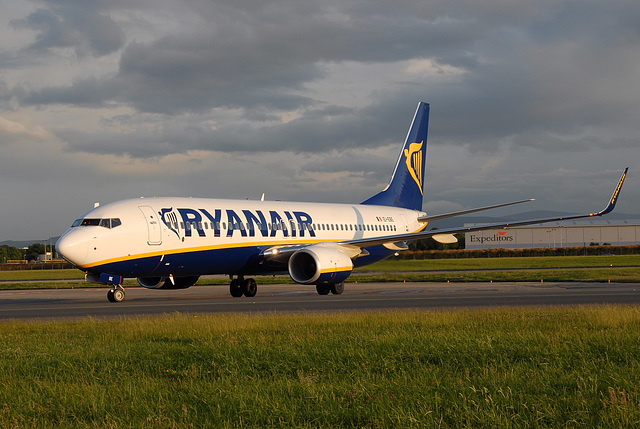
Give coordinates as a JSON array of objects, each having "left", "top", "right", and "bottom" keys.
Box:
[
  {"left": 165, "top": 276, "right": 200, "bottom": 289},
  {"left": 137, "top": 276, "right": 199, "bottom": 289},
  {"left": 288, "top": 246, "right": 353, "bottom": 285},
  {"left": 137, "top": 276, "right": 165, "bottom": 289}
]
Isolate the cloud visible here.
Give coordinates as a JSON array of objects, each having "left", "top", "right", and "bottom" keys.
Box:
[
  {"left": 14, "top": 0, "right": 481, "bottom": 115},
  {"left": 1, "top": 0, "right": 640, "bottom": 239},
  {"left": 0, "top": 115, "right": 49, "bottom": 141},
  {"left": 10, "top": 2, "right": 126, "bottom": 57}
]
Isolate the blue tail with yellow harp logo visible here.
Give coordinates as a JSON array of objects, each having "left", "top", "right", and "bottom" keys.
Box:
[{"left": 362, "top": 102, "right": 429, "bottom": 211}]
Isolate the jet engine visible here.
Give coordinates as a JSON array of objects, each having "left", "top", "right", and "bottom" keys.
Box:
[
  {"left": 288, "top": 246, "right": 353, "bottom": 285},
  {"left": 137, "top": 276, "right": 165, "bottom": 289},
  {"left": 137, "top": 275, "right": 200, "bottom": 289}
]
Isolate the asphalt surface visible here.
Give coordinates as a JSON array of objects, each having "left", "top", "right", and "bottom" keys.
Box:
[{"left": 1, "top": 281, "right": 640, "bottom": 321}]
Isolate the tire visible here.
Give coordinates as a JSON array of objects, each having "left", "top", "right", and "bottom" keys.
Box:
[
  {"left": 316, "top": 284, "right": 331, "bottom": 295},
  {"left": 243, "top": 278, "right": 257, "bottom": 297},
  {"left": 230, "top": 279, "right": 244, "bottom": 297},
  {"left": 112, "top": 288, "right": 125, "bottom": 302},
  {"left": 330, "top": 282, "right": 344, "bottom": 295}
]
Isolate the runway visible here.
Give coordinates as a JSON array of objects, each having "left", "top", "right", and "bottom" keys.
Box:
[{"left": 2, "top": 282, "right": 640, "bottom": 321}]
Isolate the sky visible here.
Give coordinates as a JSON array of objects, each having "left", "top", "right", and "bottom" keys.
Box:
[{"left": 1, "top": 0, "right": 639, "bottom": 241}]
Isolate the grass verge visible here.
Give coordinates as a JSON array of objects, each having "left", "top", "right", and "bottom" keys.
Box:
[
  {"left": 1, "top": 307, "right": 639, "bottom": 427},
  {"left": 2, "top": 255, "right": 640, "bottom": 289}
]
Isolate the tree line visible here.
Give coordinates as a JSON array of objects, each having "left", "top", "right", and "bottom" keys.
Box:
[{"left": 0, "top": 244, "right": 55, "bottom": 263}]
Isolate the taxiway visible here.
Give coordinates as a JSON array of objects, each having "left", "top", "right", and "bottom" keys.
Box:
[{"left": 1, "top": 282, "right": 639, "bottom": 320}]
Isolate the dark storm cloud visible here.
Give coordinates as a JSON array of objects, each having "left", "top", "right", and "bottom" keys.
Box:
[
  {"left": 55, "top": 103, "right": 382, "bottom": 156},
  {"left": 10, "top": 1, "right": 126, "bottom": 57},
  {"left": 8, "top": 0, "right": 640, "bottom": 159},
  {"left": 15, "top": 0, "right": 480, "bottom": 116}
]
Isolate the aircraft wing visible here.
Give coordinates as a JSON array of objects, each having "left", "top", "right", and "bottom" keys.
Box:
[
  {"left": 344, "top": 167, "right": 628, "bottom": 250},
  {"left": 261, "top": 168, "right": 627, "bottom": 262},
  {"left": 417, "top": 199, "right": 535, "bottom": 223}
]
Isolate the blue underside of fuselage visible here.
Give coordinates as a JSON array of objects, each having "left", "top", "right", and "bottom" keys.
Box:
[{"left": 87, "top": 244, "right": 396, "bottom": 279}]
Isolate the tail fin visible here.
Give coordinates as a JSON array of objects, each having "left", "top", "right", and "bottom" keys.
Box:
[{"left": 362, "top": 102, "right": 429, "bottom": 210}]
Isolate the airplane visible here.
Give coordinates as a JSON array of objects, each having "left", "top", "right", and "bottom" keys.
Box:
[{"left": 56, "top": 102, "right": 628, "bottom": 302}]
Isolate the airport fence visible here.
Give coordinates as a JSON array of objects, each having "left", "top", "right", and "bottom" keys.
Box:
[{"left": 0, "top": 261, "right": 73, "bottom": 271}]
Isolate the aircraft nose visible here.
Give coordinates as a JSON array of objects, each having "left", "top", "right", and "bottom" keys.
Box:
[{"left": 56, "top": 229, "right": 89, "bottom": 267}]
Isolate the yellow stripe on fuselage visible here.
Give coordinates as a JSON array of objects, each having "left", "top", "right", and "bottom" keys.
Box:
[{"left": 79, "top": 238, "right": 329, "bottom": 270}]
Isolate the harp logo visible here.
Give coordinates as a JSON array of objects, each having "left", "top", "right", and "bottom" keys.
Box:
[{"left": 404, "top": 141, "right": 424, "bottom": 195}]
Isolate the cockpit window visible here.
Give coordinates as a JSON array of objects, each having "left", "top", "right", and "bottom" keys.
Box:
[
  {"left": 73, "top": 218, "right": 122, "bottom": 229},
  {"left": 81, "top": 218, "right": 101, "bottom": 226}
]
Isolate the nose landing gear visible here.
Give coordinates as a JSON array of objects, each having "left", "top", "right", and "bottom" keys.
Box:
[{"left": 107, "top": 285, "right": 126, "bottom": 302}]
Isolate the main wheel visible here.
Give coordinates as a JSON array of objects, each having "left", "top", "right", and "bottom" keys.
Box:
[
  {"left": 316, "top": 284, "right": 331, "bottom": 295},
  {"left": 330, "top": 282, "right": 344, "bottom": 295},
  {"left": 230, "top": 279, "right": 244, "bottom": 297},
  {"left": 243, "top": 278, "right": 257, "bottom": 297}
]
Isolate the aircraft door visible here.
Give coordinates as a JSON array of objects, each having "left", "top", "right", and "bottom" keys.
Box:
[{"left": 139, "top": 205, "right": 162, "bottom": 245}]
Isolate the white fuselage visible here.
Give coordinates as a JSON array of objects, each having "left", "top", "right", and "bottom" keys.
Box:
[{"left": 57, "top": 197, "right": 426, "bottom": 279}]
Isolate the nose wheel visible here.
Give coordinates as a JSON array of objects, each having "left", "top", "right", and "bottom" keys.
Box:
[{"left": 107, "top": 285, "right": 126, "bottom": 302}]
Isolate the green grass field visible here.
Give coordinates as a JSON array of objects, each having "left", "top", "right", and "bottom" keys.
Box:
[
  {"left": 2, "top": 254, "right": 640, "bottom": 289},
  {"left": 1, "top": 307, "right": 639, "bottom": 427},
  {"left": 357, "top": 254, "right": 640, "bottom": 271}
]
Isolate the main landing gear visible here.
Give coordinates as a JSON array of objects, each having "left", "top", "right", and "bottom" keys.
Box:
[
  {"left": 316, "top": 282, "right": 344, "bottom": 295},
  {"left": 229, "top": 276, "right": 258, "bottom": 298},
  {"left": 228, "top": 277, "right": 345, "bottom": 297},
  {"left": 107, "top": 285, "right": 126, "bottom": 303}
]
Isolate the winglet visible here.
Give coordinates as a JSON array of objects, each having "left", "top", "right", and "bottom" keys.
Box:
[{"left": 591, "top": 167, "right": 628, "bottom": 216}]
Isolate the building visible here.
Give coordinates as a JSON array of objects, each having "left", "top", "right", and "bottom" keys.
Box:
[{"left": 465, "top": 219, "right": 640, "bottom": 250}]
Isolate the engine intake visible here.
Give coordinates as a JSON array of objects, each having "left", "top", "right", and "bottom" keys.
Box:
[{"left": 288, "top": 246, "right": 353, "bottom": 285}]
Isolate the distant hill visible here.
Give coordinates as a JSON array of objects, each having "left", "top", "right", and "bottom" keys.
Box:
[{"left": 0, "top": 238, "right": 60, "bottom": 249}]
